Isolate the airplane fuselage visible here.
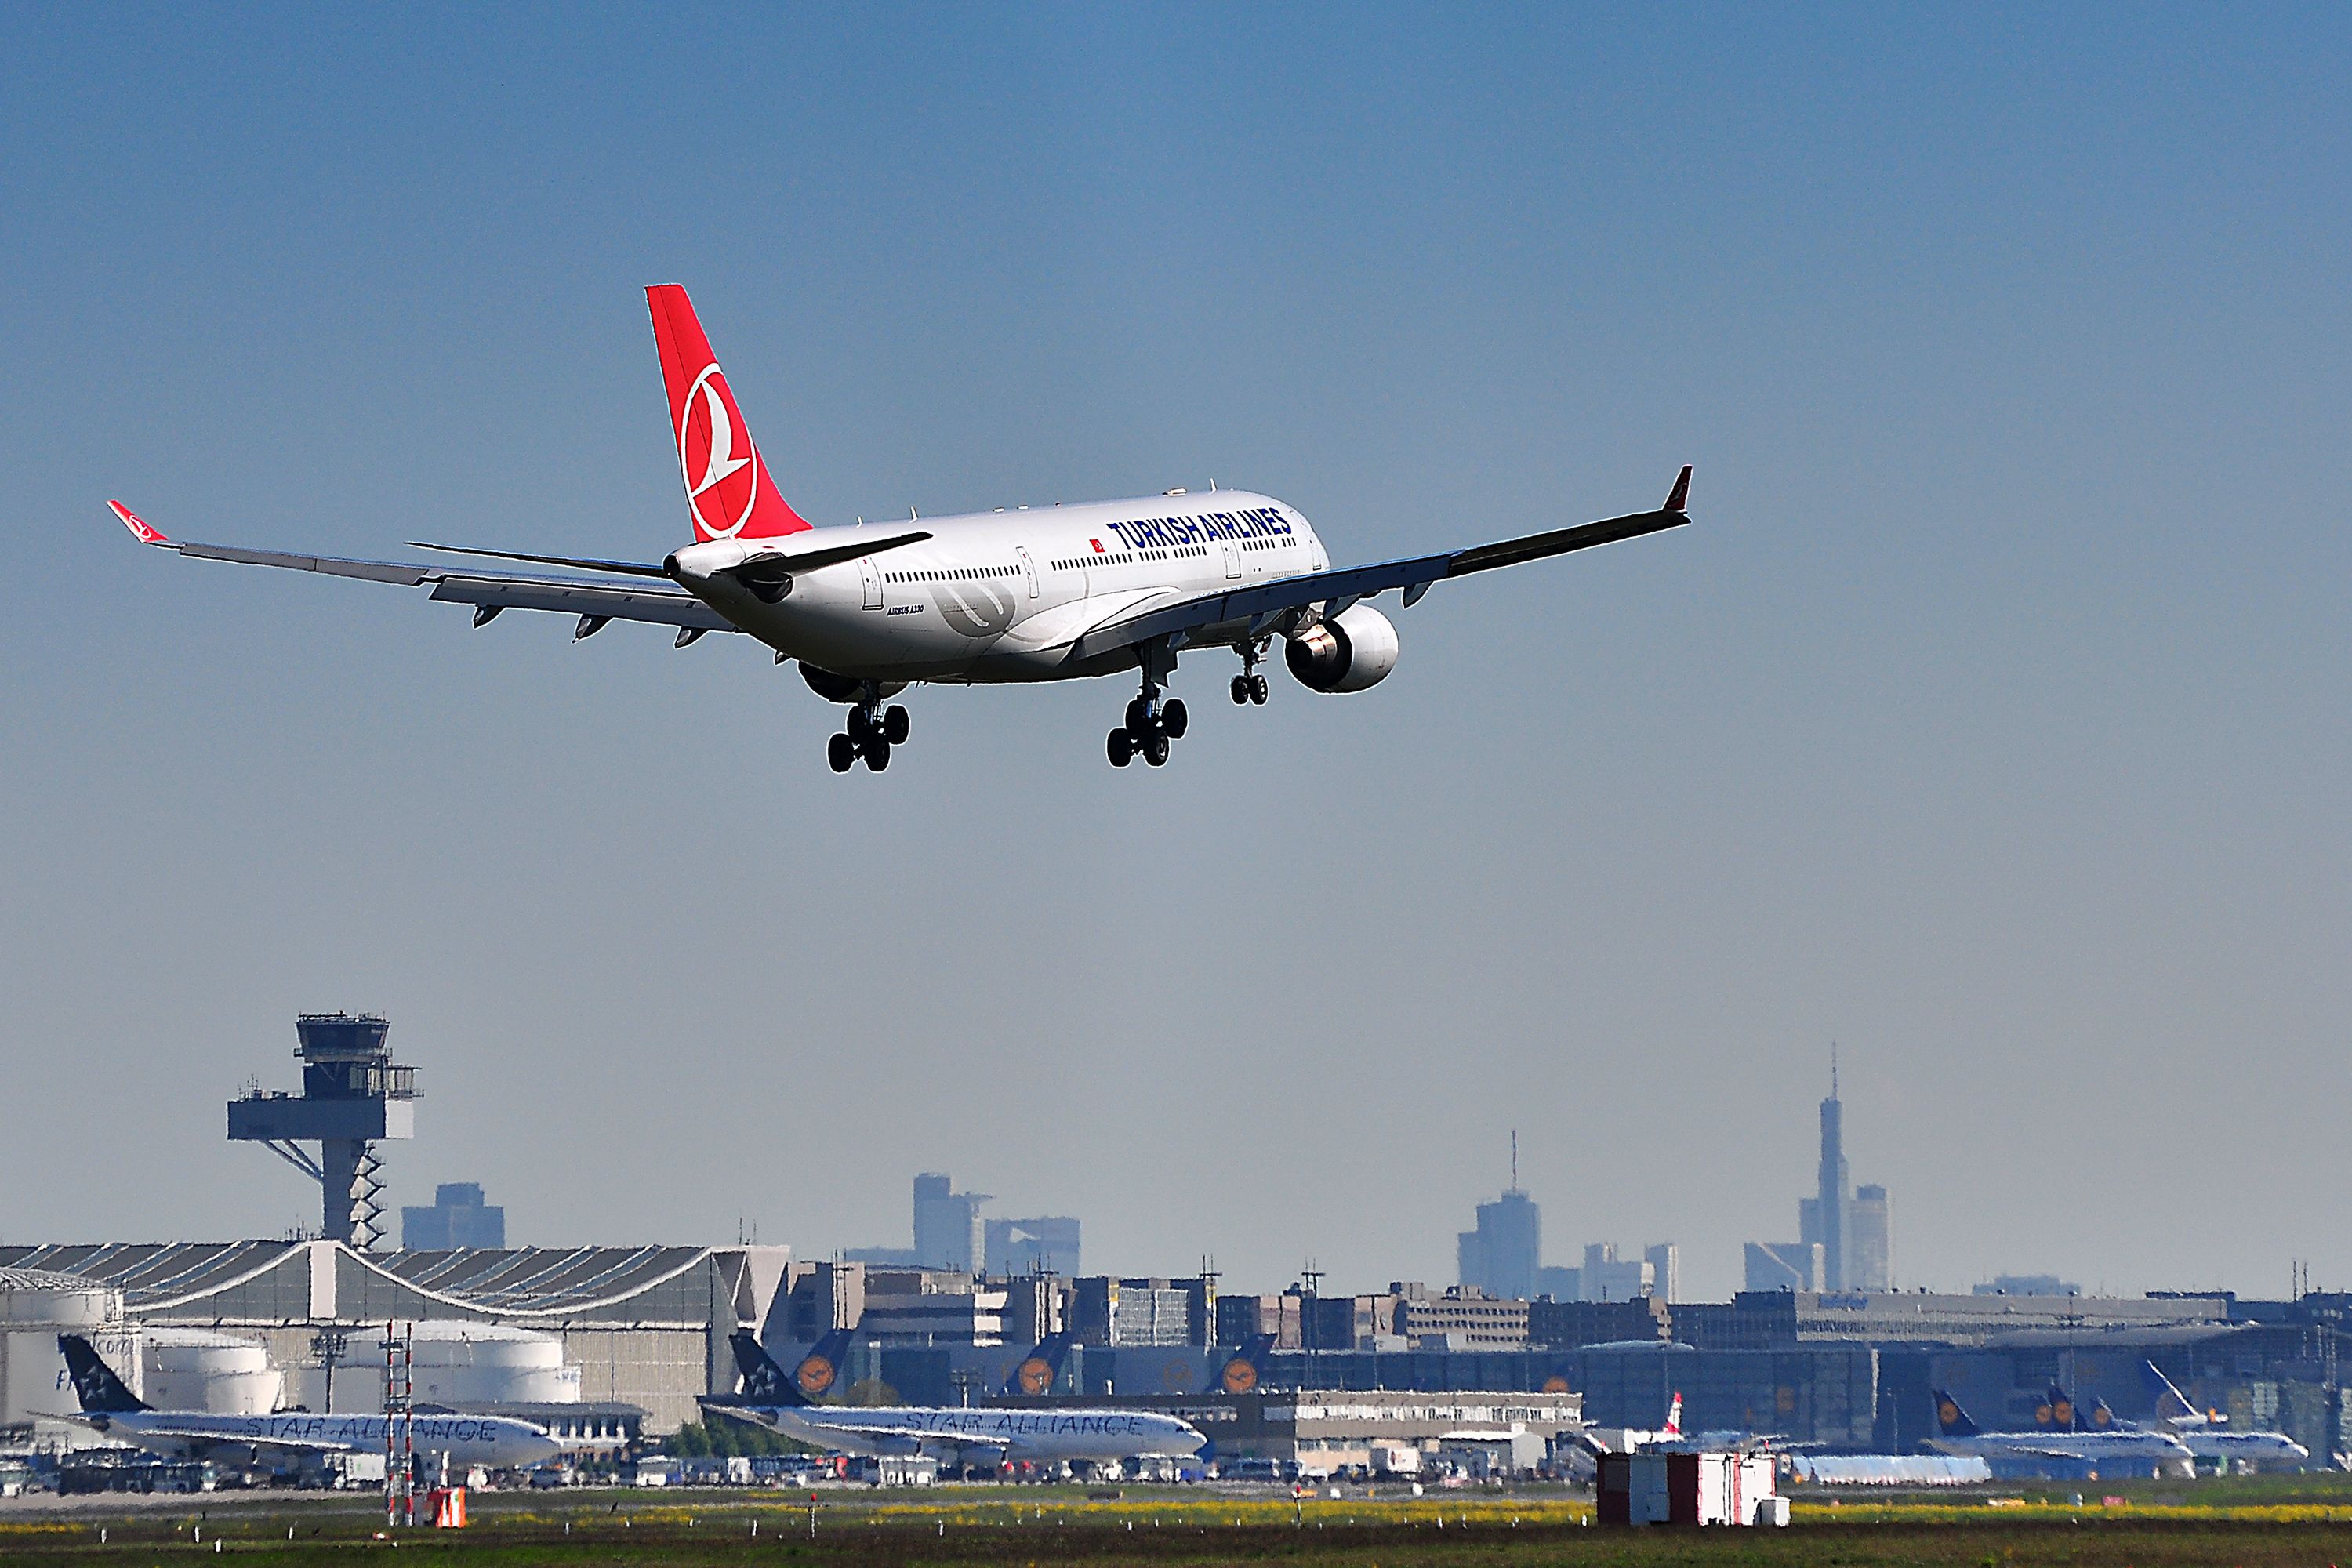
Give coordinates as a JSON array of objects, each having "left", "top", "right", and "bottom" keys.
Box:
[
  {"left": 719, "top": 1401, "right": 1203, "bottom": 1465},
  {"left": 79, "top": 1410, "right": 562, "bottom": 1469},
  {"left": 1926, "top": 1429, "right": 2193, "bottom": 1468},
  {"left": 668, "top": 492, "right": 1325, "bottom": 682}
]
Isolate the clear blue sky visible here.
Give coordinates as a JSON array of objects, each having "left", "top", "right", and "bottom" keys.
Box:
[{"left": 3, "top": 5, "right": 2347, "bottom": 1299}]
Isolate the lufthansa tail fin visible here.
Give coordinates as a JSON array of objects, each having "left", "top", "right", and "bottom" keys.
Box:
[
  {"left": 732, "top": 1327, "right": 854, "bottom": 1407},
  {"left": 2045, "top": 1384, "right": 2080, "bottom": 1432},
  {"left": 1930, "top": 1388, "right": 1980, "bottom": 1438},
  {"left": 57, "top": 1335, "right": 147, "bottom": 1414},
  {"left": 1001, "top": 1332, "right": 1074, "bottom": 1398},
  {"left": 645, "top": 285, "right": 811, "bottom": 545},
  {"left": 1210, "top": 1334, "right": 1277, "bottom": 1396}
]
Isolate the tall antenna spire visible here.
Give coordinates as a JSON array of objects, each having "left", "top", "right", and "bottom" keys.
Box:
[
  {"left": 1831, "top": 1040, "right": 1839, "bottom": 1098},
  {"left": 1510, "top": 1128, "right": 1519, "bottom": 1190}
]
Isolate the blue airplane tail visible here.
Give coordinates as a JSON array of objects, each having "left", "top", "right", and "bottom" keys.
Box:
[
  {"left": 1930, "top": 1388, "right": 1979, "bottom": 1438},
  {"left": 1001, "top": 1332, "right": 1073, "bottom": 1398},
  {"left": 57, "top": 1334, "right": 147, "bottom": 1414},
  {"left": 2045, "top": 1383, "right": 2080, "bottom": 1432},
  {"left": 1210, "top": 1334, "right": 1277, "bottom": 1396},
  {"left": 731, "top": 1327, "right": 854, "bottom": 1406}
]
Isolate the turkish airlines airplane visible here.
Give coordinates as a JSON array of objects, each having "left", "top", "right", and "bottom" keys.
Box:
[{"left": 107, "top": 285, "right": 1692, "bottom": 772}]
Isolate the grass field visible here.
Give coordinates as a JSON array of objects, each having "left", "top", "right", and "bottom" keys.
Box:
[{"left": 11, "top": 1484, "right": 2352, "bottom": 1565}]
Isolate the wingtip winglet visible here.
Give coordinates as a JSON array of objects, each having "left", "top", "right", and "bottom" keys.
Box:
[
  {"left": 107, "top": 500, "right": 169, "bottom": 546},
  {"left": 1664, "top": 465, "right": 1692, "bottom": 514}
]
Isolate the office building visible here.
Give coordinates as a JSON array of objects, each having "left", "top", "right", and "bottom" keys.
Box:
[
  {"left": 1458, "top": 1187, "right": 1541, "bottom": 1302},
  {"left": 1847, "top": 1186, "right": 1890, "bottom": 1292},
  {"left": 984, "top": 1216, "right": 1080, "bottom": 1278},
  {"left": 1744, "top": 1241, "right": 1824, "bottom": 1294},
  {"left": 1760, "top": 1052, "right": 1893, "bottom": 1292},
  {"left": 401, "top": 1183, "right": 505, "bottom": 1250},
  {"left": 911, "top": 1174, "right": 988, "bottom": 1274}
]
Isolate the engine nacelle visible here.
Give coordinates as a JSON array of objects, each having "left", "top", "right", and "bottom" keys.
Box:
[
  {"left": 799, "top": 664, "right": 907, "bottom": 703},
  {"left": 1285, "top": 604, "right": 1400, "bottom": 693}
]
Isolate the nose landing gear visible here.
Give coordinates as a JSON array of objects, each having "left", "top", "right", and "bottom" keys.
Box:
[{"left": 829, "top": 688, "right": 909, "bottom": 773}]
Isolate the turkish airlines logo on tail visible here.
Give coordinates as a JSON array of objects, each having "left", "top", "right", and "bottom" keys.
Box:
[{"left": 679, "top": 363, "right": 761, "bottom": 539}]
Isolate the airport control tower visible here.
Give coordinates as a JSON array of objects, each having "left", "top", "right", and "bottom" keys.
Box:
[{"left": 227, "top": 1014, "right": 416, "bottom": 1251}]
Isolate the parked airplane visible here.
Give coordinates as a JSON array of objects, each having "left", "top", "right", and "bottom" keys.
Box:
[
  {"left": 1926, "top": 1387, "right": 2192, "bottom": 1473},
  {"left": 106, "top": 285, "right": 1692, "bottom": 772},
  {"left": 702, "top": 1330, "right": 1203, "bottom": 1468},
  {"left": 2127, "top": 1362, "right": 2308, "bottom": 1468},
  {"left": 54, "top": 1334, "right": 563, "bottom": 1470}
]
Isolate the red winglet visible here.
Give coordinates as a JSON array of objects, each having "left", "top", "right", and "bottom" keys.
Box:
[
  {"left": 1663, "top": 464, "right": 1692, "bottom": 514},
  {"left": 107, "top": 500, "right": 169, "bottom": 545}
]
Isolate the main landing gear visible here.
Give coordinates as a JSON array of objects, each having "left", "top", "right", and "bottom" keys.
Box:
[
  {"left": 1107, "top": 688, "right": 1187, "bottom": 768},
  {"left": 829, "top": 688, "right": 909, "bottom": 773},
  {"left": 1229, "top": 641, "right": 1270, "bottom": 706}
]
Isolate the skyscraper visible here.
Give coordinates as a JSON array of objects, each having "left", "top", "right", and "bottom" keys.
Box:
[
  {"left": 1808, "top": 1054, "right": 1849, "bottom": 1291},
  {"left": 910, "top": 1173, "right": 989, "bottom": 1273},
  {"left": 1848, "top": 1185, "right": 1891, "bottom": 1291},
  {"left": 1776, "top": 1048, "right": 1893, "bottom": 1292}
]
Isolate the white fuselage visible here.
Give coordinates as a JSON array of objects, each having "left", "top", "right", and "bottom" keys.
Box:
[
  {"left": 668, "top": 491, "right": 1327, "bottom": 682},
  {"left": 2177, "top": 1429, "right": 2310, "bottom": 1467},
  {"left": 81, "top": 1410, "right": 563, "bottom": 1469},
  {"left": 736, "top": 1403, "right": 1204, "bottom": 1465},
  {"left": 1927, "top": 1428, "right": 2194, "bottom": 1468}
]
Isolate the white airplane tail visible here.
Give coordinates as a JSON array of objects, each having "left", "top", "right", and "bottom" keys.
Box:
[{"left": 1664, "top": 1391, "right": 1683, "bottom": 1438}]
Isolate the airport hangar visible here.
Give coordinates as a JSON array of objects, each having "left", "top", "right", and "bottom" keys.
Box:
[{"left": 0, "top": 1241, "right": 793, "bottom": 1438}]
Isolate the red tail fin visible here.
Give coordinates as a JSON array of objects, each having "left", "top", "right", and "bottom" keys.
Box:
[{"left": 646, "top": 285, "right": 811, "bottom": 542}]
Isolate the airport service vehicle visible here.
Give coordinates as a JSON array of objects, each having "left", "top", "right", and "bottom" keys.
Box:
[
  {"left": 1926, "top": 1386, "right": 2193, "bottom": 1473},
  {"left": 106, "top": 285, "right": 1692, "bottom": 772},
  {"left": 55, "top": 1335, "right": 564, "bottom": 1470},
  {"left": 701, "top": 1330, "right": 1203, "bottom": 1468}
]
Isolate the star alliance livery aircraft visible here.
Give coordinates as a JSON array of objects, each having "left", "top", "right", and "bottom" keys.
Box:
[
  {"left": 107, "top": 286, "right": 1693, "bottom": 772},
  {"left": 701, "top": 1329, "right": 1203, "bottom": 1470},
  {"left": 55, "top": 1335, "right": 564, "bottom": 1470}
]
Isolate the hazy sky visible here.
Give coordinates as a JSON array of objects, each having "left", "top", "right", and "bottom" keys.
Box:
[{"left": 4, "top": 6, "right": 2347, "bottom": 1303}]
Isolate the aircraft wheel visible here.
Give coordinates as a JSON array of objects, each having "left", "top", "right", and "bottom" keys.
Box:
[
  {"left": 847, "top": 706, "right": 874, "bottom": 742},
  {"left": 1161, "top": 699, "right": 1189, "bottom": 739},
  {"left": 864, "top": 739, "right": 891, "bottom": 772},
  {"left": 1107, "top": 729, "right": 1134, "bottom": 767},
  {"left": 1231, "top": 675, "right": 1250, "bottom": 705},
  {"left": 883, "top": 704, "right": 910, "bottom": 745},
  {"left": 1250, "top": 675, "right": 1269, "bottom": 704},
  {"left": 827, "top": 734, "right": 855, "bottom": 773},
  {"left": 1124, "top": 696, "right": 1149, "bottom": 734},
  {"left": 1143, "top": 732, "right": 1171, "bottom": 767}
]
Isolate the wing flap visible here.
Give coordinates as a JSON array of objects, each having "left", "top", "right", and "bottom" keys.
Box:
[{"left": 116, "top": 508, "right": 738, "bottom": 635}]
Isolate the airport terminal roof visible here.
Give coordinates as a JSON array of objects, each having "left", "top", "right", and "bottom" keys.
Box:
[{"left": 0, "top": 1242, "right": 723, "bottom": 1319}]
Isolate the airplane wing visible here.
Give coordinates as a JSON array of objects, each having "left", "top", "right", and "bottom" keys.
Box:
[
  {"left": 1067, "top": 466, "right": 1692, "bottom": 662},
  {"left": 107, "top": 503, "right": 733, "bottom": 638},
  {"left": 66, "top": 1414, "right": 360, "bottom": 1454},
  {"left": 779, "top": 1414, "right": 1010, "bottom": 1463}
]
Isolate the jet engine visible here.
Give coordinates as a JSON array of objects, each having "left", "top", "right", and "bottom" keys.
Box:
[{"left": 1284, "top": 604, "right": 1400, "bottom": 693}]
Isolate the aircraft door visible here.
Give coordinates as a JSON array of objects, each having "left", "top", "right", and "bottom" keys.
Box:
[
  {"left": 1016, "top": 546, "right": 1040, "bottom": 598},
  {"left": 858, "top": 557, "right": 882, "bottom": 609},
  {"left": 1220, "top": 537, "right": 1241, "bottom": 579}
]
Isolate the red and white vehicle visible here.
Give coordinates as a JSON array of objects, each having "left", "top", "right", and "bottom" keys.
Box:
[{"left": 111, "top": 286, "right": 1691, "bottom": 772}]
